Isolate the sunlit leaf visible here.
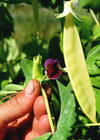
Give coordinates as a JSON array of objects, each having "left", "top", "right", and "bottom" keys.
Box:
[
  {"left": 86, "top": 44, "right": 100, "bottom": 75},
  {"left": 4, "top": 84, "right": 24, "bottom": 91},
  {"left": 51, "top": 80, "right": 76, "bottom": 139},
  {"left": 0, "top": 90, "right": 16, "bottom": 95},
  {"left": 93, "top": 24, "right": 100, "bottom": 40},
  {"left": 21, "top": 58, "right": 33, "bottom": 86}
]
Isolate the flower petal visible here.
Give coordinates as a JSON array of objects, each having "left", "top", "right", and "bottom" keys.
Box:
[
  {"left": 44, "top": 59, "right": 54, "bottom": 70},
  {"left": 49, "top": 70, "right": 62, "bottom": 80},
  {"left": 44, "top": 59, "right": 62, "bottom": 80}
]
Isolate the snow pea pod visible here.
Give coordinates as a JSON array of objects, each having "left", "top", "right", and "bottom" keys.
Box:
[{"left": 63, "top": 12, "right": 97, "bottom": 123}]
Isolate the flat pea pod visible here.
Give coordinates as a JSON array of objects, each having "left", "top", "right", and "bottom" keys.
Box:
[{"left": 63, "top": 13, "right": 97, "bottom": 123}]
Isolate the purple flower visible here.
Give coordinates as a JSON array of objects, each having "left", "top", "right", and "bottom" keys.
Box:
[{"left": 44, "top": 59, "right": 62, "bottom": 80}]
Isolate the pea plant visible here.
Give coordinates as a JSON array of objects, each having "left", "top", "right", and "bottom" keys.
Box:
[{"left": 0, "top": 0, "right": 100, "bottom": 139}]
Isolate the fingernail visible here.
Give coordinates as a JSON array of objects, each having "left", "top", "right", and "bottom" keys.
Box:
[{"left": 25, "top": 80, "right": 34, "bottom": 96}]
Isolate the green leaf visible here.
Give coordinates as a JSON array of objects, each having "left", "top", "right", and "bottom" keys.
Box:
[
  {"left": 0, "top": 84, "right": 24, "bottom": 96},
  {"left": 93, "top": 24, "right": 100, "bottom": 40},
  {"left": 79, "top": 0, "right": 100, "bottom": 12},
  {"left": 75, "top": 15, "right": 93, "bottom": 40},
  {"left": 96, "top": 59, "right": 100, "bottom": 68},
  {"left": 32, "top": 132, "right": 52, "bottom": 140},
  {"left": 0, "top": 71, "right": 9, "bottom": 90},
  {"left": 86, "top": 45, "right": 100, "bottom": 89},
  {"left": 86, "top": 45, "right": 100, "bottom": 116},
  {"left": 21, "top": 58, "right": 33, "bottom": 86},
  {"left": 4, "top": 84, "right": 24, "bottom": 91},
  {"left": 51, "top": 80, "right": 76, "bottom": 139},
  {"left": 21, "top": 58, "right": 33, "bottom": 77},
  {"left": 0, "top": 37, "right": 19, "bottom": 62},
  {"left": 86, "top": 44, "right": 100, "bottom": 75},
  {"left": 96, "top": 93, "right": 100, "bottom": 116},
  {"left": 1, "top": 80, "right": 9, "bottom": 90},
  {"left": 32, "top": 55, "right": 43, "bottom": 81},
  {"left": 0, "top": 90, "right": 16, "bottom": 95},
  {"left": 90, "top": 76, "right": 100, "bottom": 88},
  {"left": 93, "top": 87, "right": 100, "bottom": 116},
  {"left": 52, "top": 0, "right": 56, "bottom": 5}
]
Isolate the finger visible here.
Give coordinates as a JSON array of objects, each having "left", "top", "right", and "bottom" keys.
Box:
[
  {"left": 7, "top": 112, "right": 33, "bottom": 134},
  {"left": 22, "top": 117, "right": 38, "bottom": 140},
  {"left": 23, "top": 95, "right": 51, "bottom": 140},
  {"left": 23, "top": 95, "right": 47, "bottom": 140},
  {"left": 16, "top": 112, "right": 33, "bottom": 132},
  {"left": 0, "top": 79, "right": 41, "bottom": 124},
  {"left": 23, "top": 115, "right": 51, "bottom": 140},
  {"left": 37, "top": 114, "right": 51, "bottom": 136},
  {"left": 33, "top": 96, "right": 47, "bottom": 120},
  {"left": 4, "top": 113, "right": 33, "bottom": 140},
  {"left": 23, "top": 127, "right": 37, "bottom": 140}
]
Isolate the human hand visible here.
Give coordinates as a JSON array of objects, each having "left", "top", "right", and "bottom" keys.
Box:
[{"left": 0, "top": 79, "right": 52, "bottom": 140}]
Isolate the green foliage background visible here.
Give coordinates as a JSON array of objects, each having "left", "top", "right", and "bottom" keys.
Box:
[{"left": 0, "top": 0, "right": 100, "bottom": 139}]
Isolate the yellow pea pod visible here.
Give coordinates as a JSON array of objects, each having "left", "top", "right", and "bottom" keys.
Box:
[{"left": 63, "top": 13, "right": 97, "bottom": 123}]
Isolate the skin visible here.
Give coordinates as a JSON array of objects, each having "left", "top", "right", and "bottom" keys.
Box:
[{"left": 0, "top": 79, "right": 51, "bottom": 140}]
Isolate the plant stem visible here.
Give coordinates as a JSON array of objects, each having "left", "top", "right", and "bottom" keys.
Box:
[
  {"left": 40, "top": 75, "right": 47, "bottom": 82},
  {"left": 85, "top": 123, "right": 100, "bottom": 127},
  {"left": 59, "top": 65, "right": 67, "bottom": 73},
  {"left": 73, "top": 123, "right": 100, "bottom": 128},
  {"left": 90, "top": 9, "right": 100, "bottom": 27},
  {"left": 31, "top": 0, "right": 40, "bottom": 37},
  {"left": 41, "top": 87, "right": 56, "bottom": 134}
]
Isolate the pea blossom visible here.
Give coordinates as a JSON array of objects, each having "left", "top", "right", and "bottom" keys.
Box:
[{"left": 44, "top": 59, "right": 62, "bottom": 80}]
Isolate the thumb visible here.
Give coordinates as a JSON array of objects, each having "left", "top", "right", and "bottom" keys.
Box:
[{"left": 0, "top": 79, "right": 41, "bottom": 124}]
